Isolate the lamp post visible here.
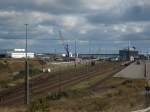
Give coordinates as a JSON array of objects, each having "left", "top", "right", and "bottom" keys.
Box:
[{"left": 25, "top": 24, "right": 30, "bottom": 105}]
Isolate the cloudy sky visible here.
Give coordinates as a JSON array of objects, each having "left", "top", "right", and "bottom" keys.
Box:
[{"left": 0, "top": 0, "right": 150, "bottom": 53}]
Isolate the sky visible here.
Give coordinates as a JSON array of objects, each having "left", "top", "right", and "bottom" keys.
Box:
[{"left": 0, "top": 0, "right": 150, "bottom": 53}]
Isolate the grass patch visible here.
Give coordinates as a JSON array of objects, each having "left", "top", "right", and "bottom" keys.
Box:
[
  {"left": 0, "top": 80, "right": 10, "bottom": 88},
  {"left": 70, "top": 71, "right": 112, "bottom": 91},
  {"left": 13, "top": 64, "right": 42, "bottom": 80},
  {"left": 28, "top": 98, "right": 49, "bottom": 112},
  {"left": 46, "top": 91, "right": 68, "bottom": 100},
  {"left": 0, "top": 108, "right": 25, "bottom": 112},
  {"left": 0, "top": 61, "right": 7, "bottom": 70}
]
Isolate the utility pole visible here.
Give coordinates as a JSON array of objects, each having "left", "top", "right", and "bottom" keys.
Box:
[
  {"left": 25, "top": 24, "right": 30, "bottom": 105},
  {"left": 128, "top": 41, "right": 131, "bottom": 61},
  {"left": 54, "top": 49, "right": 56, "bottom": 57},
  {"left": 74, "top": 40, "right": 77, "bottom": 68},
  {"left": 75, "top": 40, "right": 77, "bottom": 58},
  {"left": 89, "top": 40, "right": 91, "bottom": 56},
  {"left": 87, "top": 40, "right": 91, "bottom": 72},
  {"left": 58, "top": 66, "right": 62, "bottom": 93}
]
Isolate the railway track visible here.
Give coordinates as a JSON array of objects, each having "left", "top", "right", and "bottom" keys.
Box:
[
  {"left": 0, "top": 66, "right": 88, "bottom": 100},
  {"left": 0, "top": 66, "right": 90, "bottom": 100},
  {"left": 0, "top": 62, "right": 122, "bottom": 106},
  {"left": 89, "top": 67, "right": 123, "bottom": 91}
]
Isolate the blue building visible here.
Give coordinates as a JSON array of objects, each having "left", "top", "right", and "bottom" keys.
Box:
[{"left": 119, "top": 47, "right": 138, "bottom": 61}]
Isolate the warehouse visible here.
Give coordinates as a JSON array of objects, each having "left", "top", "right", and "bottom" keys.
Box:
[
  {"left": 119, "top": 47, "right": 138, "bottom": 61},
  {"left": 0, "top": 49, "right": 34, "bottom": 58}
]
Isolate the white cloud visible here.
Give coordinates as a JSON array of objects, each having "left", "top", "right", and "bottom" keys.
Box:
[
  {"left": 82, "top": 0, "right": 122, "bottom": 11},
  {"left": 79, "top": 24, "right": 96, "bottom": 34},
  {"left": 15, "top": 40, "right": 35, "bottom": 45},
  {"left": 0, "top": 11, "right": 21, "bottom": 17},
  {"left": 29, "top": 12, "right": 54, "bottom": 22},
  {"left": 112, "top": 23, "right": 144, "bottom": 33},
  {"left": 80, "top": 30, "right": 87, "bottom": 34},
  {"left": 36, "top": 25, "right": 54, "bottom": 35},
  {"left": 133, "top": 27, "right": 143, "bottom": 33},
  {"left": 60, "top": 16, "right": 79, "bottom": 29},
  {"left": 0, "top": 0, "right": 150, "bottom": 52},
  {"left": 35, "top": 0, "right": 54, "bottom": 6}
]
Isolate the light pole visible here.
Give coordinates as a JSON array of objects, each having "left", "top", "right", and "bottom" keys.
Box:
[{"left": 25, "top": 24, "right": 30, "bottom": 105}]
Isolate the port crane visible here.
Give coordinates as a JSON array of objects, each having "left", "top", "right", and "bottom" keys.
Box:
[{"left": 58, "top": 30, "right": 70, "bottom": 58}]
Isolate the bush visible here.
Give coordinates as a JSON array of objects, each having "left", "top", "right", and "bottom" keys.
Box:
[
  {"left": 13, "top": 64, "right": 42, "bottom": 80},
  {"left": 46, "top": 91, "right": 68, "bottom": 100},
  {"left": 0, "top": 61, "right": 7, "bottom": 70},
  {"left": 0, "top": 80, "right": 9, "bottom": 88},
  {"left": 28, "top": 98, "right": 49, "bottom": 112}
]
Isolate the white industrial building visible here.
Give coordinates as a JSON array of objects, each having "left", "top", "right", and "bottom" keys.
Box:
[
  {"left": 0, "top": 49, "right": 34, "bottom": 58},
  {"left": 11, "top": 52, "right": 34, "bottom": 58}
]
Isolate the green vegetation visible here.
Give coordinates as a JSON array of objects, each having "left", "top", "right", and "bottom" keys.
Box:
[
  {"left": 0, "top": 61, "right": 146, "bottom": 112},
  {"left": 13, "top": 64, "right": 42, "bottom": 80},
  {"left": 46, "top": 91, "right": 68, "bottom": 100},
  {"left": 0, "top": 61, "right": 7, "bottom": 70},
  {"left": 70, "top": 72, "right": 108, "bottom": 90},
  {"left": 0, "top": 80, "right": 10, "bottom": 88},
  {"left": 28, "top": 98, "right": 49, "bottom": 112},
  {"left": 41, "top": 77, "right": 145, "bottom": 112},
  {"left": 38, "top": 59, "right": 47, "bottom": 65}
]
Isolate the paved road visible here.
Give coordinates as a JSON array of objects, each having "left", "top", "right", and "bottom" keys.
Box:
[{"left": 114, "top": 60, "right": 146, "bottom": 79}]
